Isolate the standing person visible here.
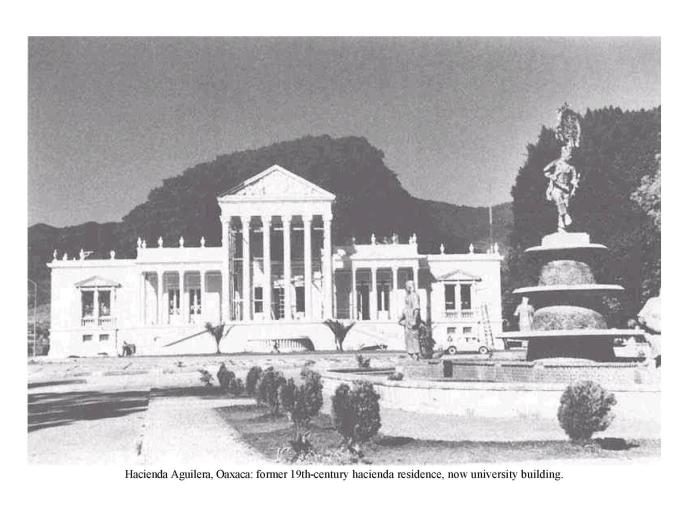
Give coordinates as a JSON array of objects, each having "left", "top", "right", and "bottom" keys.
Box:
[
  {"left": 399, "top": 280, "right": 421, "bottom": 360},
  {"left": 514, "top": 296, "right": 535, "bottom": 331},
  {"left": 637, "top": 293, "right": 661, "bottom": 367}
]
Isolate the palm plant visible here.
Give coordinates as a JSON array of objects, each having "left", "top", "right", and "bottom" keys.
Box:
[
  {"left": 205, "top": 322, "right": 226, "bottom": 354},
  {"left": 323, "top": 319, "right": 356, "bottom": 351}
]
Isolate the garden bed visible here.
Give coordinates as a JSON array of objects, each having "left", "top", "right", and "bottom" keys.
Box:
[{"left": 216, "top": 403, "right": 660, "bottom": 464}]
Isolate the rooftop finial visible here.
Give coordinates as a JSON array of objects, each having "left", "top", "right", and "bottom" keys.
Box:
[
  {"left": 469, "top": 243, "right": 475, "bottom": 254},
  {"left": 52, "top": 249, "right": 57, "bottom": 260},
  {"left": 179, "top": 236, "right": 184, "bottom": 248},
  {"left": 142, "top": 239, "right": 147, "bottom": 249},
  {"left": 110, "top": 250, "right": 116, "bottom": 259},
  {"left": 158, "top": 237, "right": 163, "bottom": 248},
  {"left": 137, "top": 237, "right": 142, "bottom": 248},
  {"left": 62, "top": 253, "right": 67, "bottom": 261},
  {"left": 410, "top": 233, "right": 417, "bottom": 244},
  {"left": 440, "top": 243, "right": 445, "bottom": 254},
  {"left": 79, "top": 249, "right": 85, "bottom": 260},
  {"left": 392, "top": 233, "right": 399, "bottom": 244},
  {"left": 200, "top": 236, "right": 206, "bottom": 248},
  {"left": 493, "top": 242, "right": 499, "bottom": 254},
  {"left": 371, "top": 233, "right": 376, "bottom": 245}
]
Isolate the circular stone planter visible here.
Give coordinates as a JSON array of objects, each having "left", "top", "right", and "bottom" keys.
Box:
[
  {"left": 533, "top": 305, "right": 607, "bottom": 330},
  {"left": 539, "top": 259, "right": 596, "bottom": 286}
]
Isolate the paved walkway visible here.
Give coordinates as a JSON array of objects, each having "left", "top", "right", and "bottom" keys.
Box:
[{"left": 138, "top": 392, "right": 265, "bottom": 466}]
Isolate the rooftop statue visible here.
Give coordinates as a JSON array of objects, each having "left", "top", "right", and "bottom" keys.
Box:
[{"left": 543, "top": 103, "right": 581, "bottom": 232}]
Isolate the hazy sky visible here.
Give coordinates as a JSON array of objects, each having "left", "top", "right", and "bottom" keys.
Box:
[{"left": 28, "top": 37, "right": 660, "bottom": 227}]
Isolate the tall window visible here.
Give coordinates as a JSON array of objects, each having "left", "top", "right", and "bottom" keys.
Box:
[
  {"left": 295, "top": 287, "right": 305, "bottom": 313},
  {"left": 81, "top": 291, "right": 94, "bottom": 318},
  {"left": 168, "top": 289, "right": 180, "bottom": 315},
  {"left": 377, "top": 284, "right": 390, "bottom": 312},
  {"left": 460, "top": 284, "right": 472, "bottom": 310},
  {"left": 189, "top": 289, "right": 202, "bottom": 316},
  {"left": 98, "top": 290, "right": 111, "bottom": 317},
  {"left": 254, "top": 287, "right": 264, "bottom": 314},
  {"left": 444, "top": 284, "right": 456, "bottom": 311}
]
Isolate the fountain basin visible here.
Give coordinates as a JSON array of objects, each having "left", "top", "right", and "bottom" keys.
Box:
[
  {"left": 513, "top": 284, "right": 625, "bottom": 295},
  {"left": 321, "top": 364, "right": 660, "bottom": 441}
]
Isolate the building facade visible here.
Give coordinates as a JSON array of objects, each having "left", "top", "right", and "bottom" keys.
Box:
[{"left": 48, "top": 165, "right": 502, "bottom": 357}]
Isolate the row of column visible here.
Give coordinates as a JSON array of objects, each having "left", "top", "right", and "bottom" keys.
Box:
[
  {"left": 351, "top": 265, "right": 418, "bottom": 321},
  {"left": 140, "top": 270, "right": 207, "bottom": 325},
  {"left": 222, "top": 213, "right": 333, "bottom": 322}
]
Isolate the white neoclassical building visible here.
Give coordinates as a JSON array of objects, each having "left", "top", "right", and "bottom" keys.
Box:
[{"left": 48, "top": 165, "right": 503, "bottom": 357}]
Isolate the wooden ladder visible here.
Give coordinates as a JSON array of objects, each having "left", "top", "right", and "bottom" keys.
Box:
[{"left": 480, "top": 304, "right": 495, "bottom": 352}]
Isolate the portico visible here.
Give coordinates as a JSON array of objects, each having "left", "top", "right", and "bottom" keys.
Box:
[{"left": 217, "top": 165, "right": 336, "bottom": 323}]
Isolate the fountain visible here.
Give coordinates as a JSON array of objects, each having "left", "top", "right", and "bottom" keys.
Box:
[{"left": 502, "top": 104, "right": 644, "bottom": 362}]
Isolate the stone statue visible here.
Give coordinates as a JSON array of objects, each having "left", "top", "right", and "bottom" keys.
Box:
[
  {"left": 514, "top": 296, "right": 535, "bottom": 331},
  {"left": 543, "top": 104, "right": 581, "bottom": 232},
  {"left": 398, "top": 280, "right": 421, "bottom": 360}
]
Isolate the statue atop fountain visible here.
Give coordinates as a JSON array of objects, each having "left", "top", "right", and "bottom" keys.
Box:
[
  {"left": 543, "top": 103, "right": 581, "bottom": 232},
  {"left": 499, "top": 103, "right": 648, "bottom": 362}
]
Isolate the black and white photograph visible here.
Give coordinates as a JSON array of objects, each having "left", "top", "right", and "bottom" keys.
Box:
[{"left": 7, "top": 3, "right": 684, "bottom": 506}]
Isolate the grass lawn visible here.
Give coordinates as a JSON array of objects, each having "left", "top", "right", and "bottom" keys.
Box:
[{"left": 216, "top": 402, "right": 660, "bottom": 464}]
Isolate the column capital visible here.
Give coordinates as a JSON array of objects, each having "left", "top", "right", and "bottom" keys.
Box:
[
  {"left": 322, "top": 213, "right": 333, "bottom": 223},
  {"left": 240, "top": 215, "right": 252, "bottom": 225},
  {"left": 281, "top": 214, "right": 292, "bottom": 224},
  {"left": 302, "top": 214, "right": 313, "bottom": 223},
  {"left": 261, "top": 215, "right": 272, "bottom": 224}
]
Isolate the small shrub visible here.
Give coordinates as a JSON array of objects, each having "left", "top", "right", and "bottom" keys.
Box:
[
  {"left": 355, "top": 354, "right": 371, "bottom": 368},
  {"left": 256, "top": 367, "right": 286, "bottom": 415},
  {"left": 279, "top": 370, "right": 324, "bottom": 431},
  {"left": 558, "top": 380, "right": 617, "bottom": 442},
  {"left": 198, "top": 369, "right": 213, "bottom": 387},
  {"left": 387, "top": 371, "right": 404, "bottom": 381},
  {"left": 279, "top": 379, "right": 298, "bottom": 414},
  {"left": 301, "top": 369, "right": 324, "bottom": 414},
  {"left": 217, "top": 363, "right": 234, "bottom": 390},
  {"left": 277, "top": 371, "right": 324, "bottom": 453},
  {"left": 331, "top": 381, "right": 381, "bottom": 455},
  {"left": 228, "top": 376, "right": 244, "bottom": 397},
  {"left": 246, "top": 366, "right": 263, "bottom": 396}
]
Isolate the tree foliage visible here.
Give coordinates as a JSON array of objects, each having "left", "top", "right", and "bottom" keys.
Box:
[{"left": 506, "top": 106, "right": 661, "bottom": 318}]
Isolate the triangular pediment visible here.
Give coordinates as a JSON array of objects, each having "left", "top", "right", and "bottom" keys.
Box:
[
  {"left": 437, "top": 268, "right": 482, "bottom": 282},
  {"left": 219, "top": 165, "right": 335, "bottom": 201},
  {"left": 74, "top": 276, "right": 121, "bottom": 288}
]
